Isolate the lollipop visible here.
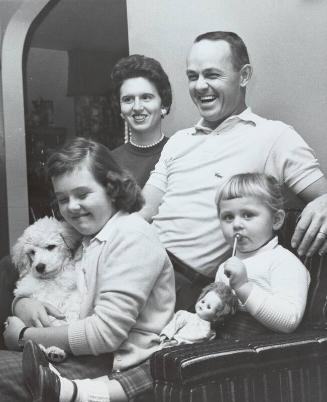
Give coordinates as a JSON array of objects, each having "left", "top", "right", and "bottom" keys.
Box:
[{"left": 232, "top": 233, "right": 241, "bottom": 256}]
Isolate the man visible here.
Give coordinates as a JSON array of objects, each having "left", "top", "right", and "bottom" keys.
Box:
[{"left": 141, "top": 31, "right": 327, "bottom": 310}]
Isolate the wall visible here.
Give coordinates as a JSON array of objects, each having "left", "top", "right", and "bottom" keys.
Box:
[
  {"left": 26, "top": 47, "right": 75, "bottom": 137},
  {"left": 0, "top": 0, "right": 24, "bottom": 256},
  {"left": 0, "top": 0, "right": 23, "bottom": 31},
  {"left": 126, "top": 0, "right": 327, "bottom": 173},
  {"left": 1, "top": 0, "right": 51, "bottom": 249}
]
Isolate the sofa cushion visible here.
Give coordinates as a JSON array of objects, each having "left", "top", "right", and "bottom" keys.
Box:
[
  {"left": 151, "top": 338, "right": 259, "bottom": 384},
  {"left": 151, "top": 329, "right": 327, "bottom": 383}
]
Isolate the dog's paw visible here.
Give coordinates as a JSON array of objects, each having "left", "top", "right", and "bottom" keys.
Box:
[{"left": 45, "top": 346, "right": 67, "bottom": 363}]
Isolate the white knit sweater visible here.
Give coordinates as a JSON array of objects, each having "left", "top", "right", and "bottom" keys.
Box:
[{"left": 215, "top": 237, "right": 310, "bottom": 333}]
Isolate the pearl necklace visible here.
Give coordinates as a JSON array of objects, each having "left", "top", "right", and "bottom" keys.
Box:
[{"left": 129, "top": 133, "right": 165, "bottom": 149}]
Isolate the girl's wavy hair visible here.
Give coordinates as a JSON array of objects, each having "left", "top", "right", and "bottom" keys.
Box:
[
  {"left": 215, "top": 173, "right": 284, "bottom": 215},
  {"left": 47, "top": 137, "right": 144, "bottom": 213},
  {"left": 110, "top": 54, "right": 172, "bottom": 114}
]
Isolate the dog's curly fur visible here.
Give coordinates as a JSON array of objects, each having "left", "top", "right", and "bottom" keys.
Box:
[{"left": 12, "top": 217, "right": 83, "bottom": 326}]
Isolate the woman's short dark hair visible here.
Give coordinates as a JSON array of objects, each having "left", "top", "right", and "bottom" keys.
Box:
[
  {"left": 194, "top": 31, "right": 250, "bottom": 71},
  {"left": 47, "top": 137, "right": 144, "bottom": 213},
  {"left": 110, "top": 54, "right": 172, "bottom": 113}
]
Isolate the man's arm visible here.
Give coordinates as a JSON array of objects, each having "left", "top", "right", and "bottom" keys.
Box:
[
  {"left": 292, "top": 176, "right": 327, "bottom": 256},
  {"left": 139, "top": 184, "right": 165, "bottom": 222}
]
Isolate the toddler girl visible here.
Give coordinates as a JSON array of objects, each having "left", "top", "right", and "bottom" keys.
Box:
[{"left": 215, "top": 173, "right": 310, "bottom": 334}]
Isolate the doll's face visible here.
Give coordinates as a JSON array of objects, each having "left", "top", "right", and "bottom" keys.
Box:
[{"left": 195, "top": 290, "right": 226, "bottom": 321}]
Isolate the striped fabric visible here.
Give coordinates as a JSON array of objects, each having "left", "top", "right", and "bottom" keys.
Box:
[
  {"left": 151, "top": 210, "right": 327, "bottom": 402},
  {"left": 152, "top": 330, "right": 327, "bottom": 402}
]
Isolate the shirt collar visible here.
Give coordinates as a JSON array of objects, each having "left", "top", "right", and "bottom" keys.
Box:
[
  {"left": 237, "top": 236, "right": 279, "bottom": 260},
  {"left": 194, "top": 107, "right": 256, "bottom": 135},
  {"left": 82, "top": 210, "right": 127, "bottom": 248}
]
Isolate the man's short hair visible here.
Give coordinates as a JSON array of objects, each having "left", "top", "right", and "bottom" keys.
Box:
[{"left": 194, "top": 31, "right": 250, "bottom": 71}]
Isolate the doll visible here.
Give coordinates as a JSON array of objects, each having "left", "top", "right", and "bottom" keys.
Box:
[{"left": 160, "top": 282, "right": 238, "bottom": 346}]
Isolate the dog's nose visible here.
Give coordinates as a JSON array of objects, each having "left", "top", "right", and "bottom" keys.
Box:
[{"left": 36, "top": 263, "right": 46, "bottom": 273}]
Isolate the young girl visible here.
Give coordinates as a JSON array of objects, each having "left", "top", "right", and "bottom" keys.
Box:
[
  {"left": 215, "top": 173, "right": 310, "bottom": 334},
  {"left": 1, "top": 138, "right": 175, "bottom": 402}
]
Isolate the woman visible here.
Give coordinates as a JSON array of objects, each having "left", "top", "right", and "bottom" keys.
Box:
[
  {"left": 0, "top": 138, "right": 175, "bottom": 402},
  {"left": 111, "top": 54, "right": 172, "bottom": 188}
]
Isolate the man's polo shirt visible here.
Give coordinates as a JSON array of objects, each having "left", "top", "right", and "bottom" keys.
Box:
[{"left": 147, "top": 108, "right": 323, "bottom": 277}]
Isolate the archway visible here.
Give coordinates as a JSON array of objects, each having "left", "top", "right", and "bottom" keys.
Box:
[{"left": 1, "top": 0, "right": 53, "bottom": 249}]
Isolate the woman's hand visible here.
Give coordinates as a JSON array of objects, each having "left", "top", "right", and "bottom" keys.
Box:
[
  {"left": 3, "top": 316, "right": 25, "bottom": 350},
  {"left": 14, "top": 298, "right": 65, "bottom": 327},
  {"left": 224, "top": 257, "right": 248, "bottom": 290}
]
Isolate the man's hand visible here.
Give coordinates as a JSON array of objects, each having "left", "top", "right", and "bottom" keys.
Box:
[
  {"left": 14, "top": 298, "right": 65, "bottom": 327},
  {"left": 292, "top": 194, "right": 327, "bottom": 256},
  {"left": 3, "top": 316, "right": 25, "bottom": 350},
  {"left": 224, "top": 257, "right": 248, "bottom": 290}
]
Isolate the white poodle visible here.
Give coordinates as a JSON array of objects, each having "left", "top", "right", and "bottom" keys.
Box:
[{"left": 12, "top": 216, "right": 83, "bottom": 361}]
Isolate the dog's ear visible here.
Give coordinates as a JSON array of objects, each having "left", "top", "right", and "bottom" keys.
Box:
[
  {"left": 59, "top": 221, "right": 82, "bottom": 252},
  {"left": 11, "top": 235, "right": 30, "bottom": 277}
]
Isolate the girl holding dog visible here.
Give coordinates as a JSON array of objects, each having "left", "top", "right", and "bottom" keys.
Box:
[{"left": 1, "top": 137, "right": 175, "bottom": 402}]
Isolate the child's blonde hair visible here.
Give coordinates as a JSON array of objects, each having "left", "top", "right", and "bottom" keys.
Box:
[{"left": 215, "top": 173, "right": 284, "bottom": 215}]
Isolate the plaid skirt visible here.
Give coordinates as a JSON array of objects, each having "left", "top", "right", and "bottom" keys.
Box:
[
  {"left": 0, "top": 350, "right": 153, "bottom": 402},
  {"left": 110, "top": 360, "right": 153, "bottom": 402}
]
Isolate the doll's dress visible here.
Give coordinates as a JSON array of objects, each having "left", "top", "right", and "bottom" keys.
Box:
[{"left": 160, "top": 310, "right": 216, "bottom": 346}]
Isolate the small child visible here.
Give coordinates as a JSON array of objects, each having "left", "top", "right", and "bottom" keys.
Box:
[
  {"left": 160, "top": 282, "right": 238, "bottom": 346},
  {"left": 215, "top": 173, "right": 310, "bottom": 334}
]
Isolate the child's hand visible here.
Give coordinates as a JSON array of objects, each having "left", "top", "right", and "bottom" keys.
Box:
[
  {"left": 14, "top": 298, "right": 65, "bottom": 327},
  {"left": 224, "top": 257, "right": 248, "bottom": 290}
]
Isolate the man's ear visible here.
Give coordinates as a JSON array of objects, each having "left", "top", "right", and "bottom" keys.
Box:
[
  {"left": 273, "top": 209, "right": 286, "bottom": 231},
  {"left": 239, "top": 64, "right": 252, "bottom": 88}
]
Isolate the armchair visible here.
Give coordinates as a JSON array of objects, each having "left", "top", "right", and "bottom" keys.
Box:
[{"left": 150, "top": 211, "right": 327, "bottom": 402}]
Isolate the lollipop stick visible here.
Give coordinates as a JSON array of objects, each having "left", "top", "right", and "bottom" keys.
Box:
[{"left": 232, "top": 234, "right": 240, "bottom": 256}]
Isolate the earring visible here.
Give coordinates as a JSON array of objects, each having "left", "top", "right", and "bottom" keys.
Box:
[
  {"left": 160, "top": 108, "right": 167, "bottom": 118},
  {"left": 121, "top": 113, "right": 131, "bottom": 144},
  {"left": 124, "top": 121, "right": 131, "bottom": 144}
]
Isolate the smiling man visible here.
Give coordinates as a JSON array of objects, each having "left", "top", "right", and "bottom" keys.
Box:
[
  {"left": 187, "top": 36, "right": 250, "bottom": 128},
  {"left": 141, "top": 31, "right": 327, "bottom": 311}
]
